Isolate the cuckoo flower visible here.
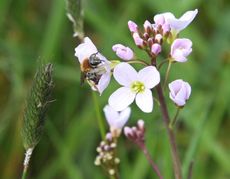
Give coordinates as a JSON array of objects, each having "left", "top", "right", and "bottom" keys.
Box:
[
  {"left": 170, "top": 38, "right": 192, "bottom": 62},
  {"left": 109, "top": 63, "right": 160, "bottom": 113},
  {"left": 75, "top": 37, "right": 111, "bottom": 95},
  {"left": 154, "top": 9, "right": 198, "bottom": 35},
  {"left": 112, "top": 44, "right": 134, "bottom": 61},
  {"left": 169, "top": 79, "right": 191, "bottom": 107},
  {"left": 103, "top": 105, "right": 131, "bottom": 137}
]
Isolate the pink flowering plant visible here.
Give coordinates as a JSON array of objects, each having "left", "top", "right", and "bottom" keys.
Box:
[{"left": 74, "top": 8, "right": 198, "bottom": 179}]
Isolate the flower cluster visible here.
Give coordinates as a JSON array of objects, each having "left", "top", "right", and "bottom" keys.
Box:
[
  {"left": 74, "top": 9, "right": 198, "bottom": 179},
  {"left": 94, "top": 132, "right": 120, "bottom": 176},
  {"left": 124, "top": 120, "right": 145, "bottom": 146},
  {"left": 74, "top": 9, "right": 197, "bottom": 113},
  {"left": 74, "top": 9, "right": 197, "bottom": 117}
]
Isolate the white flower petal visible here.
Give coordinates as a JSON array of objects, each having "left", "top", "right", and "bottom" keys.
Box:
[
  {"left": 167, "top": 9, "right": 198, "bottom": 32},
  {"left": 109, "top": 87, "right": 135, "bottom": 111},
  {"left": 113, "top": 62, "right": 138, "bottom": 87},
  {"left": 138, "top": 66, "right": 160, "bottom": 89},
  {"left": 154, "top": 12, "right": 175, "bottom": 25},
  {"left": 169, "top": 79, "right": 183, "bottom": 97},
  {"left": 116, "top": 107, "right": 131, "bottom": 129},
  {"left": 135, "top": 89, "right": 153, "bottom": 113},
  {"left": 103, "top": 105, "right": 119, "bottom": 127},
  {"left": 97, "top": 72, "right": 111, "bottom": 95},
  {"left": 184, "top": 82, "right": 192, "bottom": 99},
  {"left": 74, "top": 37, "right": 98, "bottom": 63}
]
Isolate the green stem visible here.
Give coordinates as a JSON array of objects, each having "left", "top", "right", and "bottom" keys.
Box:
[
  {"left": 128, "top": 59, "right": 149, "bottom": 66},
  {"left": 21, "top": 148, "right": 34, "bottom": 179},
  {"left": 169, "top": 108, "right": 181, "bottom": 129},
  {"left": 92, "top": 91, "right": 106, "bottom": 139},
  {"left": 163, "top": 61, "right": 172, "bottom": 89},
  {"left": 22, "top": 167, "right": 27, "bottom": 179},
  {"left": 158, "top": 59, "right": 169, "bottom": 69}
]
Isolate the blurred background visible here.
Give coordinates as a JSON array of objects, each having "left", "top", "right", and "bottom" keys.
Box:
[{"left": 0, "top": 0, "right": 230, "bottom": 178}]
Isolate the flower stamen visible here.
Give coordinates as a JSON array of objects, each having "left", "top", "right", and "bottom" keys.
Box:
[{"left": 131, "top": 81, "right": 145, "bottom": 93}]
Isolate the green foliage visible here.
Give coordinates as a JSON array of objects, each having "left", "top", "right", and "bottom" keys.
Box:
[{"left": 0, "top": 0, "right": 230, "bottom": 178}]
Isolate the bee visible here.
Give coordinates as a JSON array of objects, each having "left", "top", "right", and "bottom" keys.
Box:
[{"left": 80, "top": 52, "right": 104, "bottom": 85}]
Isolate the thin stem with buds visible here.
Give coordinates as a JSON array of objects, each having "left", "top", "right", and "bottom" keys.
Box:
[{"left": 156, "top": 84, "right": 182, "bottom": 179}]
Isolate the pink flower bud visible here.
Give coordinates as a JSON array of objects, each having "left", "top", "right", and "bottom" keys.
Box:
[
  {"left": 112, "top": 44, "right": 134, "bottom": 61},
  {"left": 155, "top": 34, "right": 163, "bottom": 43},
  {"left": 137, "top": 120, "right": 145, "bottom": 131},
  {"left": 124, "top": 127, "right": 133, "bottom": 137},
  {"left": 143, "top": 20, "right": 152, "bottom": 32},
  {"left": 128, "top": 20, "right": 138, "bottom": 33},
  {"left": 162, "top": 23, "right": 171, "bottom": 34},
  {"left": 132, "top": 32, "right": 144, "bottom": 46},
  {"left": 151, "top": 43, "right": 161, "bottom": 55},
  {"left": 170, "top": 38, "right": 192, "bottom": 62},
  {"left": 169, "top": 79, "right": 191, "bottom": 107}
]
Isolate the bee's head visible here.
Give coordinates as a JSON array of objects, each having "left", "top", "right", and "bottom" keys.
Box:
[{"left": 89, "top": 52, "right": 102, "bottom": 68}]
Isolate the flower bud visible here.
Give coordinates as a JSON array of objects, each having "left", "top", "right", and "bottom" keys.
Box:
[
  {"left": 143, "top": 20, "right": 152, "bottom": 32},
  {"left": 128, "top": 20, "right": 138, "bottom": 33},
  {"left": 112, "top": 44, "right": 134, "bottom": 61},
  {"left": 169, "top": 79, "right": 191, "bottom": 107},
  {"left": 155, "top": 34, "right": 163, "bottom": 43},
  {"left": 170, "top": 38, "right": 192, "bottom": 62},
  {"left": 132, "top": 32, "right": 144, "bottom": 46},
  {"left": 151, "top": 43, "right": 161, "bottom": 55}
]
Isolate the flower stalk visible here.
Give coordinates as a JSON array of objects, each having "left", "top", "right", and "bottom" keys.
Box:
[
  {"left": 163, "top": 60, "right": 172, "bottom": 89},
  {"left": 156, "top": 84, "right": 182, "bottom": 179},
  {"left": 138, "top": 143, "right": 163, "bottom": 179},
  {"left": 92, "top": 91, "right": 106, "bottom": 138},
  {"left": 169, "top": 107, "right": 181, "bottom": 129}
]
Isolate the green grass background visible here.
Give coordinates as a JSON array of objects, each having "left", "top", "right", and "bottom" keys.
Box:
[{"left": 0, "top": 0, "right": 230, "bottom": 178}]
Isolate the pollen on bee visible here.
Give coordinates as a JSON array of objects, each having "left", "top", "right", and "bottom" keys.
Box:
[{"left": 81, "top": 59, "right": 91, "bottom": 72}]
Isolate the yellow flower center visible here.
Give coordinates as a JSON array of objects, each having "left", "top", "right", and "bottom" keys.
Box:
[{"left": 131, "top": 81, "right": 145, "bottom": 93}]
